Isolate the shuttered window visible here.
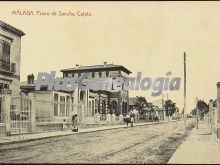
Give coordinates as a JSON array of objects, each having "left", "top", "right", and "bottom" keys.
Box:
[{"left": 0, "top": 40, "right": 10, "bottom": 62}]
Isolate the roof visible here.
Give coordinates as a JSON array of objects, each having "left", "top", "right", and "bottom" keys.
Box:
[
  {"left": 20, "top": 80, "right": 38, "bottom": 90},
  {"left": 60, "top": 64, "right": 132, "bottom": 74},
  {"left": 0, "top": 20, "right": 25, "bottom": 37}
]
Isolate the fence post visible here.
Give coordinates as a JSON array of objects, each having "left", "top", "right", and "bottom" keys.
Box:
[
  {"left": 2, "top": 95, "right": 11, "bottom": 136},
  {"left": 29, "top": 93, "right": 36, "bottom": 132}
]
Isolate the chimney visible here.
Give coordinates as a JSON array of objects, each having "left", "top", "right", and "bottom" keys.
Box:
[
  {"left": 27, "top": 74, "right": 34, "bottom": 84},
  {"left": 104, "top": 62, "right": 107, "bottom": 65}
]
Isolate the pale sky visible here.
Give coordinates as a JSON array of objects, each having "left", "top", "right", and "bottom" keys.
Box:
[{"left": 1, "top": 2, "right": 220, "bottom": 113}]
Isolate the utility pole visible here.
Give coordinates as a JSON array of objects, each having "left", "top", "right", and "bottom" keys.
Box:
[
  {"left": 162, "top": 93, "right": 166, "bottom": 121},
  {"left": 196, "top": 97, "right": 199, "bottom": 129},
  {"left": 183, "top": 52, "right": 187, "bottom": 131}
]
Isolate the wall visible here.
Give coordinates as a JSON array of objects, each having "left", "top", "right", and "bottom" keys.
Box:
[{"left": 0, "top": 26, "right": 22, "bottom": 95}]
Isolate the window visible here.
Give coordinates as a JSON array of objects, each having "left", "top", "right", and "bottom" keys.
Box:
[
  {"left": 88, "top": 101, "right": 91, "bottom": 115},
  {"left": 92, "top": 72, "right": 95, "bottom": 78},
  {"left": 0, "top": 40, "right": 11, "bottom": 71},
  {"left": 66, "top": 96, "right": 70, "bottom": 116},
  {"left": 60, "top": 96, "right": 66, "bottom": 116},
  {"left": 95, "top": 99, "right": 98, "bottom": 113},
  {"left": 99, "top": 71, "right": 102, "bottom": 77},
  {"left": 92, "top": 100, "right": 95, "bottom": 116},
  {"left": 106, "top": 71, "right": 109, "bottom": 77},
  {"left": 63, "top": 73, "right": 67, "bottom": 77},
  {"left": 0, "top": 40, "right": 10, "bottom": 62},
  {"left": 80, "top": 91, "right": 85, "bottom": 101},
  {"left": 54, "top": 93, "right": 59, "bottom": 116}
]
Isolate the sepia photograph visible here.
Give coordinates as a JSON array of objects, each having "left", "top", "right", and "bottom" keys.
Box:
[{"left": 0, "top": 1, "right": 220, "bottom": 164}]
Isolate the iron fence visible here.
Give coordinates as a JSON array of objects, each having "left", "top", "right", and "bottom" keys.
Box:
[{"left": 10, "top": 96, "right": 31, "bottom": 134}]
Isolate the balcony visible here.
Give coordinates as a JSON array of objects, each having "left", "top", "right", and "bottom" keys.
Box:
[{"left": 0, "top": 59, "right": 16, "bottom": 74}]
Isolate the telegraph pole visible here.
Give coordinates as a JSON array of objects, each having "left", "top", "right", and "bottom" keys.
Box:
[
  {"left": 196, "top": 97, "right": 199, "bottom": 129},
  {"left": 183, "top": 52, "right": 187, "bottom": 131}
]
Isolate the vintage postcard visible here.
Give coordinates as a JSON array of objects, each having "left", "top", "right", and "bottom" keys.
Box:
[{"left": 0, "top": 1, "right": 219, "bottom": 164}]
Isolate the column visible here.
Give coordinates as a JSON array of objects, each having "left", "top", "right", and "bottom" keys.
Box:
[
  {"left": 29, "top": 93, "right": 36, "bottom": 132},
  {"left": 2, "top": 95, "right": 11, "bottom": 136}
]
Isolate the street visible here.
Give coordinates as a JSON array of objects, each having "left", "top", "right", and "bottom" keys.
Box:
[{"left": 0, "top": 120, "right": 195, "bottom": 164}]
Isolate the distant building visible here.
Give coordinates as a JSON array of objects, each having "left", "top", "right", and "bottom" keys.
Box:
[
  {"left": 61, "top": 62, "right": 131, "bottom": 117},
  {"left": 21, "top": 63, "right": 132, "bottom": 124},
  {"left": 151, "top": 99, "right": 164, "bottom": 109},
  {"left": 129, "top": 97, "right": 138, "bottom": 110},
  {"left": 21, "top": 74, "right": 74, "bottom": 122}
]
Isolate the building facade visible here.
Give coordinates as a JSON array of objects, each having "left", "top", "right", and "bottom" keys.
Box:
[
  {"left": 21, "top": 75, "right": 75, "bottom": 123},
  {"left": 61, "top": 62, "right": 131, "bottom": 119},
  {"left": 21, "top": 63, "right": 131, "bottom": 126},
  {"left": 0, "top": 20, "right": 25, "bottom": 95},
  {"left": 0, "top": 20, "right": 25, "bottom": 125}
]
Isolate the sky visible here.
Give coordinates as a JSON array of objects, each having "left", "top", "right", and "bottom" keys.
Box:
[{"left": 0, "top": 2, "right": 220, "bottom": 113}]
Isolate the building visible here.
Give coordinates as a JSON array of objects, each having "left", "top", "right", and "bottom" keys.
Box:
[
  {"left": 0, "top": 20, "right": 25, "bottom": 95},
  {"left": 129, "top": 97, "right": 138, "bottom": 110},
  {"left": 21, "top": 63, "right": 131, "bottom": 127},
  {"left": 60, "top": 62, "right": 132, "bottom": 119},
  {"left": 0, "top": 20, "right": 25, "bottom": 126},
  {"left": 21, "top": 74, "right": 75, "bottom": 123}
]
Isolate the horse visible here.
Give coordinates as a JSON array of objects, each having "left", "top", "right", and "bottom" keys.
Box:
[{"left": 124, "top": 114, "right": 135, "bottom": 127}]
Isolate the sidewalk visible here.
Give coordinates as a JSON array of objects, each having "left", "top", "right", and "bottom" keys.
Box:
[
  {"left": 168, "top": 121, "right": 220, "bottom": 164},
  {"left": 0, "top": 121, "right": 171, "bottom": 145}
]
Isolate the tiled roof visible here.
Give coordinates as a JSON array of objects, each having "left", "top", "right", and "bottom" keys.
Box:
[
  {"left": 61, "top": 64, "right": 132, "bottom": 74},
  {"left": 0, "top": 20, "right": 25, "bottom": 36}
]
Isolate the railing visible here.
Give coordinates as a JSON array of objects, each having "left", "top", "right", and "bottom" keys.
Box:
[
  {"left": 100, "top": 114, "right": 106, "bottom": 121},
  {"left": 0, "top": 113, "right": 4, "bottom": 123},
  {"left": 0, "top": 59, "right": 16, "bottom": 73}
]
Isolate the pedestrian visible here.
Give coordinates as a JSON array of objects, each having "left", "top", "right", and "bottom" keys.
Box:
[
  {"left": 130, "top": 113, "right": 135, "bottom": 127},
  {"left": 71, "top": 114, "right": 79, "bottom": 132},
  {"left": 63, "top": 119, "right": 67, "bottom": 131}
]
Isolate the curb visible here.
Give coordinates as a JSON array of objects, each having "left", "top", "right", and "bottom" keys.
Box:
[{"left": 0, "top": 120, "right": 177, "bottom": 145}]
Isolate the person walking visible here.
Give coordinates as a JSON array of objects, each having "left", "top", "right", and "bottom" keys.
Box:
[
  {"left": 130, "top": 113, "right": 135, "bottom": 127},
  {"left": 63, "top": 119, "right": 67, "bottom": 131},
  {"left": 71, "top": 114, "right": 79, "bottom": 132}
]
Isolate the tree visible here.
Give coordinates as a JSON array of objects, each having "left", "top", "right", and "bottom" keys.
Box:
[
  {"left": 190, "top": 108, "right": 197, "bottom": 116},
  {"left": 197, "top": 100, "right": 209, "bottom": 118},
  {"left": 164, "top": 99, "right": 177, "bottom": 116},
  {"left": 134, "top": 96, "right": 148, "bottom": 114}
]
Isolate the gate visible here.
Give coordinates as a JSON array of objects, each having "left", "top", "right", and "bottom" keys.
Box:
[{"left": 10, "top": 96, "right": 31, "bottom": 134}]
